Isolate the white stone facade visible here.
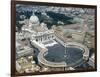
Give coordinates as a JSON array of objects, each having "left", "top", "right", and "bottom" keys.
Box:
[{"left": 31, "top": 29, "right": 55, "bottom": 43}]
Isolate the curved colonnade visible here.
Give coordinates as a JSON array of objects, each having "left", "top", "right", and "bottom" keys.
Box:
[{"left": 31, "top": 40, "right": 89, "bottom": 67}]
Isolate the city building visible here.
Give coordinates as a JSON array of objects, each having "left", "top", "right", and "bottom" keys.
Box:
[{"left": 16, "top": 57, "right": 40, "bottom": 73}]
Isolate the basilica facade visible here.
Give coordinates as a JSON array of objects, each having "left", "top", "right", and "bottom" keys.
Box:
[{"left": 18, "top": 13, "right": 55, "bottom": 43}]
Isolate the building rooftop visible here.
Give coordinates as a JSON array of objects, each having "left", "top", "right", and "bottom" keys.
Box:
[
  {"left": 34, "top": 26, "right": 48, "bottom": 32},
  {"left": 17, "top": 57, "right": 32, "bottom": 70}
]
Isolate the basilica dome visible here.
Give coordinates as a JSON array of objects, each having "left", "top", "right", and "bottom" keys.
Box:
[{"left": 29, "top": 14, "right": 39, "bottom": 24}]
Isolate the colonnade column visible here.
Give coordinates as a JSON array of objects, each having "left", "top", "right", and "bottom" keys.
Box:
[{"left": 35, "top": 33, "right": 54, "bottom": 43}]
